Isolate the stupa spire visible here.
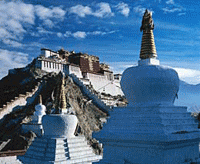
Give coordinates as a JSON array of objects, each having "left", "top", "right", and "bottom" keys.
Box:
[
  {"left": 39, "top": 94, "right": 42, "bottom": 104},
  {"left": 140, "top": 9, "right": 157, "bottom": 59},
  {"left": 60, "top": 73, "right": 67, "bottom": 111}
]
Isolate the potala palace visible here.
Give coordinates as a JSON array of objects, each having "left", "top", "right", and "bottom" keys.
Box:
[{"left": 35, "top": 48, "right": 123, "bottom": 97}]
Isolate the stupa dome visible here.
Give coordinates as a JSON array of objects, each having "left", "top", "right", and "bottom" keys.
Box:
[
  {"left": 120, "top": 9, "right": 179, "bottom": 106},
  {"left": 35, "top": 103, "right": 46, "bottom": 116},
  {"left": 34, "top": 95, "right": 46, "bottom": 116},
  {"left": 120, "top": 65, "right": 179, "bottom": 106},
  {"left": 42, "top": 114, "right": 78, "bottom": 138}
]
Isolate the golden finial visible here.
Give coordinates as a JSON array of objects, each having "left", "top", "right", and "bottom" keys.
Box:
[
  {"left": 60, "top": 73, "right": 67, "bottom": 111},
  {"left": 39, "top": 95, "right": 42, "bottom": 104},
  {"left": 140, "top": 9, "right": 157, "bottom": 59}
]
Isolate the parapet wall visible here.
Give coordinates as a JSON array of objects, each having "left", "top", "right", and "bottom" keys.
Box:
[
  {"left": 69, "top": 74, "right": 111, "bottom": 114},
  {"left": 0, "top": 82, "right": 41, "bottom": 120},
  {"left": 87, "top": 73, "right": 123, "bottom": 96}
]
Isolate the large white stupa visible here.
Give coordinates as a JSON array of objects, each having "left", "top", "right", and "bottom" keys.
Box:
[{"left": 94, "top": 9, "right": 200, "bottom": 164}]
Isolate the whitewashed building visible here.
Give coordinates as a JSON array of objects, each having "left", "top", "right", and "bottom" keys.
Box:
[{"left": 35, "top": 48, "right": 123, "bottom": 97}]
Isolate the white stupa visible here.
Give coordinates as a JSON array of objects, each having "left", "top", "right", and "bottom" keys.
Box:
[
  {"left": 21, "top": 95, "right": 46, "bottom": 136},
  {"left": 32, "top": 95, "right": 46, "bottom": 124},
  {"left": 94, "top": 9, "right": 200, "bottom": 164}
]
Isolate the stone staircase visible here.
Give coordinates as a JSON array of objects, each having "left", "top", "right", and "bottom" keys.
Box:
[
  {"left": 69, "top": 73, "right": 110, "bottom": 114},
  {"left": 18, "top": 135, "right": 102, "bottom": 164},
  {"left": 67, "top": 136, "right": 102, "bottom": 164},
  {"left": 0, "top": 81, "right": 42, "bottom": 120}
]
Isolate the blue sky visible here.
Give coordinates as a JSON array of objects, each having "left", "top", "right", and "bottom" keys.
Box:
[{"left": 1, "top": 0, "right": 200, "bottom": 84}]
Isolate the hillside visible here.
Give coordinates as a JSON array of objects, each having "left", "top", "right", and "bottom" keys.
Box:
[
  {"left": 0, "top": 60, "right": 108, "bottom": 156},
  {"left": 175, "top": 80, "right": 200, "bottom": 112}
]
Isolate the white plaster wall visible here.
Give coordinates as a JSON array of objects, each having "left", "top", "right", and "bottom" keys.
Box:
[
  {"left": 50, "top": 51, "right": 58, "bottom": 57},
  {"left": 87, "top": 73, "right": 123, "bottom": 96},
  {"left": 69, "top": 65, "right": 82, "bottom": 78},
  {"left": 41, "top": 50, "right": 51, "bottom": 58},
  {"left": 70, "top": 74, "right": 110, "bottom": 112}
]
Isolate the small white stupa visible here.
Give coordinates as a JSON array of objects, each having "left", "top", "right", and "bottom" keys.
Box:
[
  {"left": 22, "top": 95, "right": 46, "bottom": 136},
  {"left": 32, "top": 95, "right": 46, "bottom": 124},
  {"left": 93, "top": 9, "right": 200, "bottom": 164}
]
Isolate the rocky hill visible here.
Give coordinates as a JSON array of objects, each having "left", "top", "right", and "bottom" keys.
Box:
[{"left": 0, "top": 59, "right": 109, "bottom": 156}]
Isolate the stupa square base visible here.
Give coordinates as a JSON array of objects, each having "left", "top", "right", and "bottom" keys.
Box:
[
  {"left": 94, "top": 105, "right": 200, "bottom": 164},
  {"left": 97, "top": 138, "right": 199, "bottom": 164}
]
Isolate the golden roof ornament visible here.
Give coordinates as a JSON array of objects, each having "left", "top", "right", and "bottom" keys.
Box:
[
  {"left": 39, "top": 94, "right": 42, "bottom": 104},
  {"left": 140, "top": 9, "right": 157, "bottom": 59},
  {"left": 60, "top": 73, "right": 67, "bottom": 112}
]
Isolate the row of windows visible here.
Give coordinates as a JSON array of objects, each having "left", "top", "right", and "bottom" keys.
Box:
[{"left": 43, "top": 61, "right": 68, "bottom": 70}]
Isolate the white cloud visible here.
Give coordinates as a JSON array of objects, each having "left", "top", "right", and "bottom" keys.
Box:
[
  {"left": 23, "top": 42, "right": 45, "bottom": 51},
  {"left": 57, "top": 32, "right": 63, "bottom": 38},
  {"left": 37, "top": 27, "right": 54, "bottom": 35},
  {"left": 0, "top": 1, "right": 35, "bottom": 25},
  {"left": 171, "top": 67, "right": 200, "bottom": 85},
  {"left": 108, "top": 61, "right": 200, "bottom": 85},
  {"left": 87, "top": 30, "right": 116, "bottom": 35},
  {"left": 116, "top": 2, "right": 130, "bottom": 17},
  {"left": 162, "top": 0, "right": 185, "bottom": 14},
  {"left": 93, "top": 2, "right": 114, "bottom": 18},
  {"left": 35, "top": 5, "right": 66, "bottom": 19},
  {"left": 156, "top": 21, "right": 190, "bottom": 32},
  {"left": 64, "top": 31, "right": 72, "bottom": 37},
  {"left": 0, "top": 1, "right": 66, "bottom": 47},
  {"left": 0, "top": 1, "right": 35, "bottom": 47},
  {"left": 88, "top": 31, "right": 106, "bottom": 35},
  {"left": 3, "top": 39, "right": 23, "bottom": 48},
  {"left": 61, "top": 30, "right": 116, "bottom": 39},
  {"left": 69, "top": 5, "right": 92, "bottom": 17},
  {"left": 133, "top": 6, "right": 153, "bottom": 15},
  {"left": 162, "top": 7, "right": 182, "bottom": 13},
  {"left": 69, "top": 3, "right": 114, "bottom": 18},
  {"left": 35, "top": 5, "right": 66, "bottom": 27},
  {"left": 166, "top": 0, "right": 174, "bottom": 5},
  {"left": 178, "top": 12, "right": 186, "bottom": 16},
  {"left": 133, "top": 5, "right": 145, "bottom": 15},
  {"left": 72, "top": 31, "right": 87, "bottom": 39},
  {"left": 0, "top": 49, "right": 29, "bottom": 79},
  {"left": 108, "top": 61, "right": 137, "bottom": 74}
]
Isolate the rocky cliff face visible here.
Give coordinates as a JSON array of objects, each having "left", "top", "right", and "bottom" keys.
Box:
[{"left": 0, "top": 59, "right": 108, "bottom": 155}]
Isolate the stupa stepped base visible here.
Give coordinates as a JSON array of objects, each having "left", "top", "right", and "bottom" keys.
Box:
[
  {"left": 18, "top": 135, "right": 102, "bottom": 164},
  {"left": 94, "top": 105, "right": 200, "bottom": 164},
  {"left": 0, "top": 156, "right": 22, "bottom": 164},
  {"left": 105, "top": 106, "right": 199, "bottom": 139}
]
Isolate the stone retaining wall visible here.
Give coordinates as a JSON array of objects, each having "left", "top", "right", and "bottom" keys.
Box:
[{"left": 0, "top": 82, "right": 41, "bottom": 120}]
